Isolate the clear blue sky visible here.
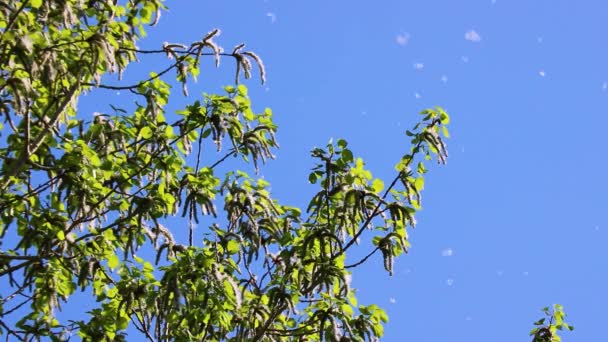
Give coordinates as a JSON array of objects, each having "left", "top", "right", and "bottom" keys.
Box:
[{"left": 105, "top": 0, "right": 608, "bottom": 340}]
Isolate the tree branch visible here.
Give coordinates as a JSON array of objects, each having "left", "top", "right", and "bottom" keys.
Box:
[
  {"left": 333, "top": 132, "right": 431, "bottom": 259},
  {"left": 0, "top": 82, "right": 80, "bottom": 190},
  {"left": 345, "top": 246, "right": 380, "bottom": 269},
  {"left": 0, "top": 259, "right": 36, "bottom": 278},
  {"left": 88, "top": 51, "right": 239, "bottom": 91}
]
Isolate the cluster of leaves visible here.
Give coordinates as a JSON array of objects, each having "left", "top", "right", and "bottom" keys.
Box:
[
  {"left": 530, "top": 305, "right": 574, "bottom": 342},
  {"left": 0, "top": 1, "right": 450, "bottom": 341}
]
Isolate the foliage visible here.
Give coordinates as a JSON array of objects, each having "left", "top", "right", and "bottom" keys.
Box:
[
  {"left": 0, "top": 1, "right": 572, "bottom": 342},
  {"left": 530, "top": 305, "right": 574, "bottom": 342},
  {"left": 0, "top": 1, "right": 449, "bottom": 340}
]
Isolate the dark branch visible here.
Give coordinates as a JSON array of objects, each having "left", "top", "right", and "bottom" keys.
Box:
[{"left": 345, "top": 246, "right": 380, "bottom": 269}]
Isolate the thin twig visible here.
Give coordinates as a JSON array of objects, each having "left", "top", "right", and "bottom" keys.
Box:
[
  {"left": 0, "top": 319, "right": 25, "bottom": 342},
  {"left": 0, "top": 259, "right": 36, "bottom": 278},
  {"left": 209, "top": 149, "right": 237, "bottom": 169},
  {"left": 345, "top": 246, "right": 380, "bottom": 269},
  {"left": 88, "top": 52, "right": 238, "bottom": 91}
]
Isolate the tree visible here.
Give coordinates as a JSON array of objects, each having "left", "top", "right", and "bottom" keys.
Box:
[{"left": 0, "top": 1, "right": 571, "bottom": 341}]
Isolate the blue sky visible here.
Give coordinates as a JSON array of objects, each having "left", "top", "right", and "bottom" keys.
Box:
[{"left": 98, "top": 0, "right": 608, "bottom": 340}]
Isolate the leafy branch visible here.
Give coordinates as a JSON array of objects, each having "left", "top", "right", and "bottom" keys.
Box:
[{"left": 531, "top": 305, "right": 574, "bottom": 342}]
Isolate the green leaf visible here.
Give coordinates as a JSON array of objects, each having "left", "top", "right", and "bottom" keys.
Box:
[
  {"left": 417, "top": 161, "right": 427, "bottom": 174},
  {"left": 414, "top": 177, "right": 424, "bottom": 191},
  {"left": 67, "top": 120, "right": 80, "bottom": 129},
  {"left": 107, "top": 254, "right": 119, "bottom": 269},
  {"left": 308, "top": 172, "right": 318, "bottom": 184},
  {"left": 378, "top": 309, "right": 389, "bottom": 323},
  {"left": 140, "top": 127, "right": 153, "bottom": 139},
  {"left": 341, "top": 304, "right": 354, "bottom": 316},
  {"left": 227, "top": 240, "right": 239, "bottom": 254},
  {"left": 442, "top": 125, "right": 450, "bottom": 138},
  {"left": 164, "top": 125, "right": 175, "bottom": 138},
  {"left": 201, "top": 128, "right": 212, "bottom": 138},
  {"left": 372, "top": 236, "right": 382, "bottom": 246},
  {"left": 31, "top": 0, "right": 43, "bottom": 8},
  {"left": 341, "top": 149, "right": 353, "bottom": 162},
  {"left": 348, "top": 291, "right": 358, "bottom": 306},
  {"left": 56, "top": 231, "right": 65, "bottom": 241},
  {"left": 116, "top": 316, "right": 129, "bottom": 330},
  {"left": 359, "top": 305, "right": 370, "bottom": 315},
  {"left": 372, "top": 179, "right": 384, "bottom": 193}
]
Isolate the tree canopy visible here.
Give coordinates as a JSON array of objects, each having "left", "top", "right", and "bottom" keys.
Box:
[{"left": 0, "top": 1, "right": 572, "bottom": 341}]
